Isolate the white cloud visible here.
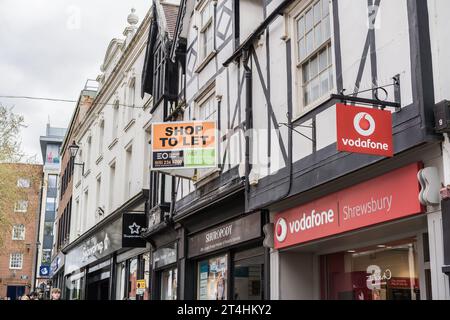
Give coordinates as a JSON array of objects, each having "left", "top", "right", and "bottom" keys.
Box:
[{"left": 0, "top": 0, "right": 151, "bottom": 163}]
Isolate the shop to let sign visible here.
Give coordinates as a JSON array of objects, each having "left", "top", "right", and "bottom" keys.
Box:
[
  {"left": 336, "top": 104, "right": 393, "bottom": 157},
  {"left": 151, "top": 121, "right": 217, "bottom": 170},
  {"left": 274, "top": 163, "right": 423, "bottom": 250}
]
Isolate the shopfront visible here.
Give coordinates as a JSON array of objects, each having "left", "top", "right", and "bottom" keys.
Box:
[
  {"left": 63, "top": 212, "right": 149, "bottom": 300},
  {"left": 152, "top": 242, "right": 178, "bottom": 300},
  {"left": 272, "top": 163, "right": 433, "bottom": 300},
  {"left": 50, "top": 251, "right": 65, "bottom": 296},
  {"left": 186, "top": 212, "right": 266, "bottom": 300},
  {"left": 115, "top": 247, "right": 151, "bottom": 300},
  {"left": 64, "top": 217, "right": 122, "bottom": 300}
]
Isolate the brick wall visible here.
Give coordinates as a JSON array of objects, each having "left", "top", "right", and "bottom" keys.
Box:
[{"left": 0, "top": 163, "right": 42, "bottom": 299}]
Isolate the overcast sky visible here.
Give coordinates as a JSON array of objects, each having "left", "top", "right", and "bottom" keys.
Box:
[{"left": 0, "top": 0, "right": 152, "bottom": 164}]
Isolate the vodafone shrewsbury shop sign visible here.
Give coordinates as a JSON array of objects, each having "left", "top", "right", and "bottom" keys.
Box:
[
  {"left": 336, "top": 104, "right": 393, "bottom": 157},
  {"left": 274, "top": 163, "right": 423, "bottom": 250}
]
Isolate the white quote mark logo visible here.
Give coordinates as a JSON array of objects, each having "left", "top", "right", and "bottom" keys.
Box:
[
  {"left": 276, "top": 218, "right": 287, "bottom": 243},
  {"left": 354, "top": 112, "right": 376, "bottom": 137}
]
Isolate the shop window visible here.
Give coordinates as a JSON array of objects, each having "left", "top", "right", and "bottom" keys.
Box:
[
  {"left": 197, "top": 254, "right": 228, "bottom": 300},
  {"left": 320, "top": 238, "right": 421, "bottom": 300},
  {"left": 128, "top": 257, "right": 138, "bottom": 300},
  {"left": 232, "top": 248, "right": 264, "bottom": 300},
  {"left": 161, "top": 267, "right": 177, "bottom": 300},
  {"left": 142, "top": 253, "right": 151, "bottom": 300},
  {"left": 116, "top": 261, "right": 127, "bottom": 300},
  {"left": 66, "top": 272, "right": 85, "bottom": 300}
]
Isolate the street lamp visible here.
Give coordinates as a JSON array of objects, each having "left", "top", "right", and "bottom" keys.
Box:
[{"left": 68, "top": 141, "right": 85, "bottom": 175}]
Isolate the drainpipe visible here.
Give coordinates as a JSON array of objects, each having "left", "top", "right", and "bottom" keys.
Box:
[{"left": 243, "top": 49, "right": 253, "bottom": 212}]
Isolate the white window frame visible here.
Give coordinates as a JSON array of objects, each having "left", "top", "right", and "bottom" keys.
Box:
[
  {"left": 14, "top": 200, "right": 28, "bottom": 213},
  {"left": 17, "top": 178, "right": 30, "bottom": 188},
  {"left": 290, "top": 0, "right": 335, "bottom": 117},
  {"left": 12, "top": 224, "right": 25, "bottom": 240},
  {"left": 197, "top": 0, "right": 215, "bottom": 64},
  {"left": 9, "top": 253, "right": 23, "bottom": 270},
  {"left": 196, "top": 90, "right": 217, "bottom": 121}
]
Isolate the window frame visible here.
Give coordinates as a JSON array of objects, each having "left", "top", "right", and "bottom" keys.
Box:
[
  {"left": 12, "top": 224, "right": 25, "bottom": 240},
  {"left": 290, "top": 0, "right": 335, "bottom": 117},
  {"left": 17, "top": 178, "right": 31, "bottom": 188},
  {"left": 196, "top": 0, "right": 216, "bottom": 67},
  {"left": 14, "top": 200, "right": 28, "bottom": 213},
  {"left": 9, "top": 253, "right": 23, "bottom": 270}
]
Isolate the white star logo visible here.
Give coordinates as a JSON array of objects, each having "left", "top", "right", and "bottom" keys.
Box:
[{"left": 129, "top": 222, "right": 141, "bottom": 235}]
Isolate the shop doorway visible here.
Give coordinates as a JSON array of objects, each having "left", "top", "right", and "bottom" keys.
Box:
[
  {"left": 320, "top": 238, "right": 422, "bottom": 300},
  {"left": 232, "top": 250, "right": 264, "bottom": 300},
  {"left": 6, "top": 286, "right": 25, "bottom": 300},
  {"left": 87, "top": 278, "right": 109, "bottom": 300}
]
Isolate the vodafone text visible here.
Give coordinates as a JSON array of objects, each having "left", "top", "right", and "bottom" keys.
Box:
[
  {"left": 288, "top": 209, "right": 335, "bottom": 233},
  {"left": 341, "top": 137, "right": 390, "bottom": 151}
]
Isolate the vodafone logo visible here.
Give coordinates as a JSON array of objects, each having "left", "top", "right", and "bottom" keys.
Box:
[
  {"left": 336, "top": 104, "right": 393, "bottom": 157},
  {"left": 353, "top": 112, "right": 376, "bottom": 137},
  {"left": 275, "top": 218, "right": 287, "bottom": 243}
]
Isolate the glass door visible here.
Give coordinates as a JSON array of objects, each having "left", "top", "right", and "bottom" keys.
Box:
[{"left": 232, "top": 248, "right": 264, "bottom": 300}]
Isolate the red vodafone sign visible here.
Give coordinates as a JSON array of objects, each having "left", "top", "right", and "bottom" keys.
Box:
[
  {"left": 336, "top": 104, "right": 393, "bottom": 157},
  {"left": 274, "top": 163, "right": 423, "bottom": 250}
]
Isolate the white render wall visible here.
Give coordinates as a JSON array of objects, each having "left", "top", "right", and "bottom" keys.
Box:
[{"left": 69, "top": 14, "right": 152, "bottom": 242}]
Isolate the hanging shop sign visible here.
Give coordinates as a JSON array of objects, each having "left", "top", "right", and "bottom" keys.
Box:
[
  {"left": 188, "top": 212, "right": 261, "bottom": 258},
  {"left": 39, "top": 265, "right": 50, "bottom": 277},
  {"left": 274, "top": 163, "right": 423, "bottom": 250},
  {"left": 151, "top": 121, "right": 217, "bottom": 170},
  {"left": 336, "top": 104, "right": 393, "bottom": 157},
  {"left": 122, "top": 213, "right": 147, "bottom": 248},
  {"left": 65, "top": 218, "right": 122, "bottom": 275}
]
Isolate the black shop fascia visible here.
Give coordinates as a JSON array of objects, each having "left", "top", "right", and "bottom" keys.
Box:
[{"left": 175, "top": 191, "right": 270, "bottom": 300}]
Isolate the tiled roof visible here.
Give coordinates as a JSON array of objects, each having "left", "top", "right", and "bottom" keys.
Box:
[{"left": 161, "top": 3, "right": 180, "bottom": 39}]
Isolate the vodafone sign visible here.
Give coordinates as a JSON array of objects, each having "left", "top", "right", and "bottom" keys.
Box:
[
  {"left": 274, "top": 163, "right": 423, "bottom": 250},
  {"left": 336, "top": 104, "right": 393, "bottom": 157}
]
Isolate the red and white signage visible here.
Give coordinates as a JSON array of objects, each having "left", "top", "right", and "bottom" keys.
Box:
[
  {"left": 274, "top": 163, "right": 423, "bottom": 250},
  {"left": 336, "top": 104, "right": 393, "bottom": 157}
]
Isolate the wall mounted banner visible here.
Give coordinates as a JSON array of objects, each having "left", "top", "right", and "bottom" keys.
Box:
[
  {"left": 336, "top": 104, "right": 393, "bottom": 157},
  {"left": 274, "top": 163, "right": 423, "bottom": 250},
  {"left": 122, "top": 213, "right": 147, "bottom": 248},
  {"left": 151, "top": 121, "right": 217, "bottom": 170}
]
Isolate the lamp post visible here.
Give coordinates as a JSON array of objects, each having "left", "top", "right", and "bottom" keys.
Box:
[{"left": 68, "top": 141, "right": 85, "bottom": 175}]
